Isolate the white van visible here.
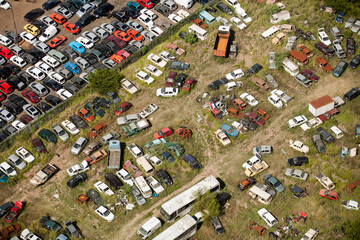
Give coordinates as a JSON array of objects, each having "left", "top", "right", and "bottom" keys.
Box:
[
  {"left": 249, "top": 185, "right": 272, "bottom": 204},
  {"left": 136, "top": 156, "right": 154, "bottom": 175},
  {"left": 174, "top": 0, "right": 193, "bottom": 9},
  {"left": 330, "top": 126, "right": 344, "bottom": 139},
  {"left": 135, "top": 176, "right": 152, "bottom": 198},
  {"left": 188, "top": 24, "right": 207, "bottom": 40},
  {"left": 137, "top": 217, "right": 162, "bottom": 239},
  {"left": 261, "top": 26, "right": 279, "bottom": 39},
  {"left": 282, "top": 58, "right": 299, "bottom": 76}
]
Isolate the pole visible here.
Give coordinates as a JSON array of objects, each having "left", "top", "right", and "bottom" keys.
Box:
[{"left": 10, "top": 7, "right": 19, "bottom": 45}]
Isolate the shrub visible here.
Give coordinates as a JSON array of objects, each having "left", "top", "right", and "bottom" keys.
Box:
[
  {"left": 184, "top": 33, "right": 198, "bottom": 44},
  {"left": 88, "top": 69, "right": 123, "bottom": 94}
]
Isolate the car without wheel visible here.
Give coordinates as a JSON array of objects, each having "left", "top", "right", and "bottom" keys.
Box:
[
  {"left": 288, "top": 156, "right": 308, "bottom": 166},
  {"left": 31, "top": 138, "right": 47, "bottom": 153},
  {"left": 289, "top": 140, "right": 309, "bottom": 153},
  {"left": 285, "top": 168, "right": 308, "bottom": 180}
]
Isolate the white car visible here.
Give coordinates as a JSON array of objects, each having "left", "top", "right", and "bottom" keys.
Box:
[
  {"left": 138, "top": 14, "right": 154, "bottom": 27},
  {"left": 16, "top": 147, "right": 35, "bottom": 163},
  {"left": 225, "top": 0, "right": 240, "bottom": 8},
  {"left": 351, "top": 20, "right": 360, "bottom": 33},
  {"left": 156, "top": 87, "right": 179, "bottom": 97},
  {"left": 116, "top": 168, "right": 134, "bottom": 186},
  {"left": 237, "top": 8, "right": 252, "bottom": 23},
  {"left": 54, "top": 6, "right": 73, "bottom": 18},
  {"left": 147, "top": 176, "right": 164, "bottom": 194},
  {"left": 40, "top": 16, "right": 57, "bottom": 27},
  {"left": 268, "top": 94, "right": 283, "bottom": 109},
  {"left": 242, "top": 155, "right": 261, "bottom": 169},
  {"left": 74, "top": 56, "right": 90, "bottom": 69},
  {"left": 61, "top": 119, "right": 80, "bottom": 135},
  {"left": 82, "top": 31, "right": 99, "bottom": 43},
  {"left": 11, "top": 120, "right": 26, "bottom": 130},
  {"left": 149, "top": 25, "right": 163, "bottom": 36},
  {"left": 76, "top": 37, "right": 94, "bottom": 49},
  {"left": 39, "top": 26, "right": 57, "bottom": 42},
  {"left": 48, "top": 71, "right": 66, "bottom": 84},
  {"left": 168, "top": 13, "right": 182, "bottom": 23},
  {"left": 20, "top": 229, "right": 42, "bottom": 240},
  {"left": 271, "top": 89, "right": 291, "bottom": 103},
  {"left": 35, "top": 61, "right": 53, "bottom": 74},
  {"left": 8, "top": 154, "right": 26, "bottom": 170},
  {"left": 127, "top": 143, "right": 143, "bottom": 158},
  {"left": 317, "top": 28, "right": 331, "bottom": 46},
  {"left": 230, "top": 17, "right": 246, "bottom": 30},
  {"left": 95, "top": 206, "right": 114, "bottom": 222},
  {"left": 93, "top": 26, "right": 110, "bottom": 39},
  {"left": 225, "top": 81, "right": 239, "bottom": 91},
  {"left": 102, "top": 58, "right": 117, "bottom": 69},
  {"left": 0, "top": 34, "right": 13, "bottom": 46},
  {"left": 0, "top": 0, "right": 11, "bottom": 10},
  {"left": 23, "top": 104, "right": 41, "bottom": 118},
  {"left": 76, "top": 3, "right": 95, "bottom": 17},
  {"left": 71, "top": 137, "right": 88, "bottom": 155},
  {"left": 177, "top": 9, "right": 189, "bottom": 18},
  {"left": 57, "top": 89, "right": 73, "bottom": 100},
  {"left": 215, "top": 129, "right": 231, "bottom": 146},
  {"left": 289, "top": 140, "right": 309, "bottom": 153},
  {"left": 10, "top": 56, "right": 27, "bottom": 68},
  {"left": 240, "top": 92, "right": 258, "bottom": 106},
  {"left": 258, "top": 208, "right": 278, "bottom": 227},
  {"left": 121, "top": 78, "right": 138, "bottom": 94},
  {"left": 147, "top": 53, "right": 166, "bottom": 68},
  {"left": 285, "top": 168, "right": 309, "bottom": 180},
  {"left": 0, "top": 107, "right": 15, "bottom": 122},
  {"left": 288, "top": 115, "right": 307, "bottom": 128},
  {"left": 139, "top": 103, "right": 158, "bottom": 118},
  {"left": 33, "top": 41, "right": 50, "bottom": 53},
  {"left": 94, "top": 181, "right": 114, "bottom": 195},
  {"left": 100, "top": 23, "right": 115, "bottom": 34},
  {"left": 136, "top": 70, "right": 154, "bottom": 85},
  {"left": 67, "top": 160, "right": 89, "bottom": 177},
  {"left": 43, "top": 56, "right": 60, "bottom": 68},
  {"left": 226, "top": 68, "right": 244, "bottom": 80},
  {"left": 300, "top": 118, "right": 322, "bottom": 132},
  {"left": 20, "top": 31, "right": 37, "bottom": 44},
  {"left": 144, "top": 64, "right": 162, "bottom": 77},
  {"left": 52, "top": 124, "right": 69, "bottom": 142},
  {"left": 0, "top": 162, "right": 16, "bottom": 177},
  {"left": 159, "top": 51, "right": 175, "bottom": 61},
  {"left": 140, "top": 9, "right": 157, "bottom": 20},
  {"left": 149, "top": 155, "right": 163, "bottom": 166}
]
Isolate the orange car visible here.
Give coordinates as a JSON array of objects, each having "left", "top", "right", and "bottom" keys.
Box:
[
  {"left": 77, "top": 108, "right": 95, "bottom": 122},
  {"left": 48, "top": 35, "right": 67, "bottom": 48},
  {"left": 315, "top": 57, "right": 333, "bottom": 72},
  {"left": 126, "top": 29, "right": 143, "bottom": 42},
  {"left": 110, "top": 54, "right": 124, "bottom": 64},
  {"left": 114, "top": 30, "right": 131, "bottom": 42},
  {"left": 50, "top": 13, "right": 66, "bottom": 24},
  {"left": 63, "top": 22, "right": 80, "bottom": 35}
]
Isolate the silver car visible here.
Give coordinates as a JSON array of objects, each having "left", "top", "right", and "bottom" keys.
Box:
[
  {"left": 23, "top": 104, "right": 41, "bottom": 118},
  {"left": 8, "top": 154, "right": 26, "bottom": 170},
  {"left": 29, "top": 82, "right": 49, "bottom": 96},
  {"left": 74, "top": 57, "right": 90, "bottom": 69},
  {"left": 76, "top": 3, "right": 95, "bottom": 18},
  {"left": 131, "top": 186, "right": 146, "bottom": 205},
  {"left": 0, "top": 107, "right": 15, "bottom": 122},
  {"left": 126, "top": 21, "right": 144, "bottom": 32},
  {"left": 52, "top": 124, "right": 69, "bottom": 141},
  {"left": 285, "top": 168, "right": 309, "bottom": 180},
  {"left": 82, "top": 31, "right": 99, "bottom": 43},
  {"left": 33, "top": 41, "right": 50, "bottom": 53},
  {"left": 92, "top": 27, "right": 109, "bottom": 39},
  {"left": 71, "top": 137, "right": 88, "bottom": 155}
]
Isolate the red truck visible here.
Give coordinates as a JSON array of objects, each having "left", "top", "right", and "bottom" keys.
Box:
[
  {"left": 4, "top": 201, "right": 23, "bottom": 223},
  {"left": 213, "top": 26, "right": 230, "bottom": 57}
]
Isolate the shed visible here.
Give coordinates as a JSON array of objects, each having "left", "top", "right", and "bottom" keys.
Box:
[
  {"left": 270, "top": 10, "right": 291, "bottom": 23},
  {"left": 309, "top": 95, "right": 335, "bottom": 116}
]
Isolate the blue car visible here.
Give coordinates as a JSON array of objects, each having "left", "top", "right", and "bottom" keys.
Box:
[
  {"left": 64, "top": 62, "right": 81, "bottom": 75},
  {"left": 335, "top": 12, "right": 345, "bottom": 23},
  {"left": 0, "top": 170, "right": 8, "bottom": 183},
  {"left": 126, "top": 1, "right": 143, "bottom": 11},
  {"left": 68, "top": 41, "right": 86, "bottom": 54}
]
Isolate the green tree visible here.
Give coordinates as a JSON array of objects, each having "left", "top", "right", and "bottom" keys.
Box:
[
  {"left": 339, "top": 217, "right": 360, "bottom": 240},
  {"left": 184, "top": 33, "right": 198, "bottom": 44},
  {"left": 343, "top": 29, "right": 352, "bottom": 39},
  {"left": 192, "top": 191, "right": 221, "bottom": 220},
  {"left": 87, "top": 69, "right": 123, "bottom": 94}
]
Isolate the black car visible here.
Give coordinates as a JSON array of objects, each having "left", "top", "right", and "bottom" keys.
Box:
[
  {"left": 68, "top": 0, "right": 84, "bottom": 9},
  {"left": 216, "top": 192, "right": 231, "bottom": 206},
  {"left": 93, "top": 3, "right": 114, "bottom": 18},
  {"left": 86, "top": 188, "right": 103, "bottom": 206},
  {"left": 208, "top": 77, "right": 228, "bottom": 90},
  {"left": 246, "top": 63, "right": 263, "bottom": 76},
  {"left": 182, "top": 153, "right": 202, "bottom": 169},
  {"left": 124, "top": 44, "right": 138, "bottom": 54},
  {"left": 0, "top": 131, "right": 9, "bottom": 141},
  {"left": 8, "top": 95, "right": 27, "bottom": 107},
  {"left": 93, "top": 97, "right": 111, "bottom": 108},
  {"left": 94, "top": 44, "right": 113, "bottom": 57},
  {"left": 105, "top": 173, "right": 123, "bottom": 190},
  {"left": 170, "top": 61, "right": 190, "bottom": 70},
  {"left": 60, "top": 2, "right": 78, "bottom": 13},
  {"left": 0, "top": 202, "right": 14, "bottom": 218},
  {"left": 43, "top": 78, "right": 62, "bottom": 91},
  {"left": 211, "top": 217, "right": 225, "bottom": 234},
  {"left": 312, "top": 134, "right": 326, "bottom": 153},
  {"left": 317, "top": 127, "right": 335, "bottom": 143},
  {"left": 5, "top": 31, "right": 22, "bottom": 43},
  {"left": 31, "top": 20, "right": 48, "bottom": 32},
  {"left": 155, "top": 169, "right": 173, "bottom": 186},
  {"left": 216, "top": 2, "right": 233, "bottom": 15},
  {"left": 65, "top": 220, "right": 82, "bottom": 238},
  {"left": 75, "top": 13, "right": 96, "bottom": 28},
  {"left": 67, "top": 172, "right": 87, "bottom": 188},
  {"left": 71, "top": 77, "right": 87, "bottom": 89},
  {"left": 24, "top": 8, "right": 45, "bottom": 22},
  {"left": 28, "top": 48, "right": 46, "bottom": 60},
  {"left": 349, "top": 54, "right": 360, "bottom": 69},
  {"left": 344, "top": 87, "right": 360, "bottom": 101},
  {"left": 42, "top": 0, "right": 61, "bottom": 10},
  {"left": 154, "top": 5, "right": 171, "bottom": 17},
  {"left": 64, "top": 82, "right": 79, "bottom": 94},
  {"left": 18, "top": 72, "right": 35, "bottom": 85},
  {"left": 112, "top": 10, "right": 130, "bottom": 22},
  {"left": 60, "top": 47, "right": 79, "bottom": 59},
  {"left": 123, "top": 7, "right": 139, "bottom": 19},
  {"left": 4, "top": 64, "right": 21, "bottom": 75},
  {"left": 93, "top": 62, "right": 107, "bottom": 70},
  {"left": 45, "top": 95, "right": 63, "bottom": 106},
  {"left": 69, "top": 114, "right": 88, "bottom": 129},
  {"left": 7, "top": 77, "right": 26, "bottom": 90},
  {"left": 22, "top": 53, "right": 39, "bottom": 65},
  {"left": 178, "top": 31, "right": 188, "bottom": 39},
  {"left": 0, "top": 68, "right": 11, "bottom": 79},
  {"left": 82, "top": 53, "right": 98, "bottom": 65},
  {"left": 161, "top": 151, "right": 175, "bottom": 163},
  {"left": 290, "top": 185, "right": 307, "bottom": 198},
  {"left": 106, "top": 92, "right": 120, "bottom": 103},
  {"left": 110, "top": 20, "right": 129, "bottom": 32},
  {"left": 40, "top": 216, "right": 62, "bottom": 232},
  {"left": 37, "top": 102, "right": 52, "bottom": 113},
  {"left": 103, "top": 40, "right": 121, "bottom": 53},
  {"left": 346, "top": 38, "right": 355, "bottom": 54},
  {"left": 175, "top": 73, "right": 187, "bottom": 88},
  {"left": 288, "top": 156, "right": 308, "bottom": 166},
  {"left": 3, "top": 101, "right": 22, "bottom": 115}
]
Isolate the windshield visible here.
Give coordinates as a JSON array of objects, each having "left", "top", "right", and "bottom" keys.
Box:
[
  {"left": 15, "top": 159, "right": 22, "bottom": 165},
  {"left": 138, "top": 227, "right": 148, "bottom": 236},
  {"left": 84, "top": 111, "right": 91, "bottom": 118},
  {"left": 74, "top": 143, "right": 80, "bottom": 149}
]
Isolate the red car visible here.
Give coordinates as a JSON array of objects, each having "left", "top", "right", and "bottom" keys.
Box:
[
  {"left": 182, "top": 78, "right": 197, "bottom": 91},
  {"left": 137, "top": 0, "right": 154, "bottom": 9},
  {"left": 107, "top": 35, "right": 127, "bottom": 48},
  {"left": 48, "top": 35, "right": 67, "bottom": 48},
  {"left": 20, "top": 114, "right": 33, "bottom": 124},
  {"left": 110, "top": 54, "right": 124, "bottom": 64},
  {"left": 0, "top": 80, "right": 14, "bottom": 94},
  {"left": 319, "top": 189, "right": 339, "bottom": 200},
  {"left": 31, "top": 138, "right": 47, "bottom": 153},
  {"left": 63, "top": 22, "right": 80, "bottom": 35},
  {"left": 50, "top": 13, "right": 66, "bottom": 24},
  {"left": 154, "top": 127, "right": 174, "bottom": 139},
  {"left": 116, "top": 49, "right": 130, "bottom": 60},
  {"left": 166, "top": 71, "right": 177, "bottom": 87},
  {"left": 0, "top": 46, "right": 14, "bottom": 59},
  {"left": 115, "top": 101, "right": 132, "bottom": 115},
  {"left": 0, "top": 91, "right": 6, "bottom": 102},
  {"left": 246, "top": 112, "right": 265, "bottom": 126},
  {"left": 301, "top": 69, "right": 319, "bottom": 82},
  {"left": 127, "top": 29, "right": 143, "bottom": 42},
  {"left": 22, "top": 89, "right": 40, "bottom": 103},
  {"left": 77, "top": 107, "right": 95, "bottom": 122},
  {"left": 4, "top": 201, "right": 23, "bottom": 223},
  {"left": 114, "top": 30, "right": 132, "bottom": 42}
]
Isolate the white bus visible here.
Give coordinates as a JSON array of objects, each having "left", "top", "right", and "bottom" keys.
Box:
[
  {"left": 261, "top": 26, "right": 279, "bottom": 39},
  {"left": 282, "top": 57, "right": 299, "bottom": 76},
  {"left": 188, "top": 24, "right": 208, "bottom": 40},
  {"left": 135, "top": 176, "right": 152, "bottom": 198},
  {"left": 152, "top": 214, "right": 197, "bottom": 240},
  {"left": 160, "top": 175, "right": 220, "bottom": 222}
]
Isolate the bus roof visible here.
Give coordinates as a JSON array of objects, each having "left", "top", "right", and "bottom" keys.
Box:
[{"left": 153, "top": 215, "right": 196, "bottom": 240}]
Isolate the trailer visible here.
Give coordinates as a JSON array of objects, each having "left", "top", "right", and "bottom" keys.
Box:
[
  {"left": 107, "top": 140, "right": 121, "bottom": 169},
  {"left": 213, "top": 26, "right": 230, "bottom": 57},
  {"left": 30, "top": 163, "right": 59, "bottom": 187}
]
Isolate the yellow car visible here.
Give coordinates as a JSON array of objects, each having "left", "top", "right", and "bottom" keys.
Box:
[{"left": 24, "top": 24, "right": 40, "bottom": 36}]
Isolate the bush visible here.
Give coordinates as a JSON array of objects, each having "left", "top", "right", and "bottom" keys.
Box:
[
  {"left": 184, "top": 33, "right": 198, "bottom": 44},
  {"left": 87, "top": 69, "right": 123, "bottom": 94},
  {"left": 261, "top": 4, "right": 281, "bottom": 15},
  {"left": 343, "top": 29, "right": 353, "bottom": 39}
]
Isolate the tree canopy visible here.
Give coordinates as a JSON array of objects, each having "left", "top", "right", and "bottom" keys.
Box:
[{"left": 87, "top": 69, "right": 123, "bottom": 94}]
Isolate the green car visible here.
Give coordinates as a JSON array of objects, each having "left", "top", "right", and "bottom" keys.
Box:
[
  {"left": 167, "top": 143, "right": 185, "bottom": 156},
  {"left": 38, "top": 129, "right": 57, "bottom": 143},
  {"left": 48, "top": 50, "right": 68, "bottom": 64}
]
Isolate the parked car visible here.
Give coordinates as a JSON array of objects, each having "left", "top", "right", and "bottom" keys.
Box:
[
  {"left": 289, "top": 140, "right": 309, "bottom": 153},
  {"left": 317, "top": 127, "right": 335, "bottom": 143},
  {"left": 263, "top": 174, "right": 285, "bottom": 192},
  {"left": 332, "top": 60, "right": 348, "bottom": 77},
  {"left": 319, "top": 189, "right": 339, "bottom": 200},
  {"left": 288, "top": 156, "right": 308, "bottom": 166},
  {"left": 288, "top": 115, "right": 307, "bottom": 128},
  {"left": 312, "top": 134, "right": 326, "bottom": 153},
  {"left": 257, "top": 208, "right": 278, "bottom": 227},
  {"left": 285, "top": 168, "right": 308, "bottom": 180},
  {"left": 155, "top": 169, "right": 172, "bottom": 185},
  {"left": 31, "top": 138, "right": 47, "bottom": 153}
]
